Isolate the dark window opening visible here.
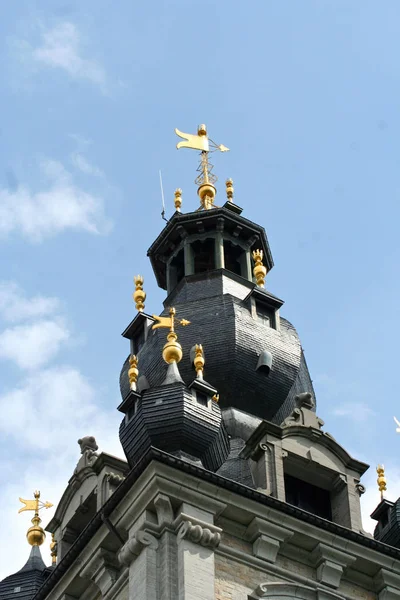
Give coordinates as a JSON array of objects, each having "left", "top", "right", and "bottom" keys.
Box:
[
  {"left": 170, "top": 248, "right": 185, "bottom": 286},
  {"left": 131, "top": 327, "right": 145, "bottom": 354},
  {"left": 196, "top": 391, "right": 208, "bottom": 406},
  {"left": 224, "top": 240, "right": 244, "bottom": 276},
  {"left": 192, "top": 239, "right": 215, "bottom": 274},
  {"left": 256, "top": 303, "right": 275, "bottom": 329},
  {"left": 127, "top": 399, "right": 139, "bottom": 421},
  {"left": 284, "top": 474, "right": 332, "bottom": 521},
  {"left": 380, "top": 510, "right": 389, "bottom": 529}
]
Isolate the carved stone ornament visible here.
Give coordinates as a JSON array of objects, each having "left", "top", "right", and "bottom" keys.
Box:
[
  {"left": 105, "top": 472, "right": 125, "bottom": 486},
  {"left": 177, "top": 520, "right": 221, "bottom": 548},
  {"left": 74, "top": 436, "right": 99, "bottom": 476},
  {"left": 355, "top": 481, "right": 366, "bottom": 496},
  {"left": 118, "top": 530, "right": 159, "bottom": 567},
  {"left": 281, "top": 393, "right": 324, "bottom": 430},
  {"left": 253, "top": 581, "right": 344, "bottom": 599}
]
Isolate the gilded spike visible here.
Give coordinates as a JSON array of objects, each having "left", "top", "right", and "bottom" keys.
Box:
[
  {"left": 252, "top": 249, "right": 267, "bottom": 288},
  {"left": 152, "top": 307, "right": 191, "bottom": 364},
  {"left": 212, "top": 393, "right": 220, "bottom": 403},
  {"left": 18, "top": 491, "right": 53, "bottom": 547},
  {"left": 133, "top": 276, "right": 146, "bottom": 312},
  {"left": 194, "top": 344, "right": 205, "bottom": 379},
  {"left": 377, "top": 464, "right": 387, "bottom": 500},
  {"left": 50, "top": 533, "right": 58, "bottom": 566},
  {"left": 174, "top": 188, "right": 182, "bottom": 212},
  {"left": 226, "top": 178, "right": 234, "bottom": 201},
  {"left": 128, "top": 355, "right": 139, "bottom": 391}
]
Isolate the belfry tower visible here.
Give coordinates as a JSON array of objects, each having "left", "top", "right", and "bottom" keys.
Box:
[{"left": 3, "top": 125, "right": 400, "bottom": 600}]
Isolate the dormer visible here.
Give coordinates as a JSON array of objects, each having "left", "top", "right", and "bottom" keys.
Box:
[
  {"left": 46, "top": 437, "right": 128, "bottom": 561},
  {"left": 242, "top": 393, "right": 369, "bottom": 532}
]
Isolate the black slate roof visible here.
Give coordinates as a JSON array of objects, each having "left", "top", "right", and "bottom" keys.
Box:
[{"left": 0, "top": 547, "right": 48, "bottom": 600}]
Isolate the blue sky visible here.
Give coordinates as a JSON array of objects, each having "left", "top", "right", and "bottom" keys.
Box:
[{"left": 1, "top": 0, "right": 400, "bottom": 577}]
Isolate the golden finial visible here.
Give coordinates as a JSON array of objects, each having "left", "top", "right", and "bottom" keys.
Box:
[
  {"left": 252, "top": 249, "right": 267, "bottom": 288},
  {"left": 128, "top": 354, "right": 139, "bottom": 391},
  {"left": 50, "top": 533, "right": 57, "bottom": 566},
  {"left": 152, "top": 307, "right": 190, "bottom": 364},
  {"left": 18, "top": 491, "right": 53, "bottom": 547},
  {"left": 212, "top": 393, "right": 220, "bottom": 403},
  {"left": 194, "top": 344, "right": 205, "bottom": 379},
  {"left": 377, "top": 464, "right": 387, "bottom": 500},
  {"left": 175, "top": 124, "right": 229, "bottom": 211},
  {"left": 174, "top": 188, "right": 182, "bottom": 212},
  {"left": 133, "top": 275, "right": 146, "bottom": 312},
  {"left": 226, "top": 178, "right": 234, "bottom": 201}
]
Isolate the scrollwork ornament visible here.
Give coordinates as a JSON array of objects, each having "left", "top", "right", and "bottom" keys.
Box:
[
  {"left": 356, "top": 482, "right": 366, "bottom": 496},
  {"left": 177, "top": 520, "right": 221, "bottom": 549},
  {"left": 118, "top": 530, "right": 158, "bottom": 566}
]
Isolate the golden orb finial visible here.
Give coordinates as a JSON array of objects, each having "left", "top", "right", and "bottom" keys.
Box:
[
  {"left": 194, "top": 344, "right": 205, "bottom": 379},
  {"left": 198, "top": 124, "right": 207, "bottom": 137},
  {"left": 226, "top": 178, "right": 234, "bottom": 201},
  {"left": 128, "top": 355, "right": 139, "bottom": 391},
  {"left": 152, "top": 307, "right": 191, "bottom": 365},
  {"left": 133, "top": 275, "right": 146, "bottom": 312},
  {"left": 377, "top": 464, "right": 387, "bottom": 500},
  {"left": 18, "top": 490, "right": 53, "bottom": 547},
  {"left": 252, "top": 249, "right": 267, "bottom": 288},
  {"left": 174, "top": 188, "right": 182, "bottom": 212}
]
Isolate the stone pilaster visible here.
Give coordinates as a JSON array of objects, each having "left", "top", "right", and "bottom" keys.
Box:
[
  {"left": 118, "top": 530, "right": 159, "bottom": 600},
  {"left": 80, "top": 548, "right": 119, "bottom": 596},
  {"left": 174, "top": 504, "right": 222, "bottom": 600}
]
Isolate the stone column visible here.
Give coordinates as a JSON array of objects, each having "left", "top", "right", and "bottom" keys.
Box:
[
  {"left": 215, "top": 232, "right": 225, "bottom": 270},
  {"left": 184, "top": 240, "right": 194, "bottom": 276}
]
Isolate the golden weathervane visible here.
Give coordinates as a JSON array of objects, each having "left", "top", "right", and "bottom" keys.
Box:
[
  {"left": 152, "top": 307, "right": 190, "bottom": 364},
  {"left": 175, "top": 124, "right": 229, "bottom": 210},
  {"left": 18, "top": 491, "right": 53, "bottom": 547}
]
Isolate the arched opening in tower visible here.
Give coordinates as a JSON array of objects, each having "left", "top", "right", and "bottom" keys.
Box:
[
  {"left": 192, "top": 238, "right": 215, "bottom": 274},
  {"left": 224, "top": 240, "right": 245, "bottom": 277}
]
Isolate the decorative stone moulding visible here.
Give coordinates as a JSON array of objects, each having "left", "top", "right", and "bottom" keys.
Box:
[
  {"left": 252, "top": 581, "right": 345, "bottom": 599},
  {"left": 177, "top": 520, "right": 221, "bottom": 549},
  {"left": 174, "top": 512, "right": 222, "bottom": 549}
]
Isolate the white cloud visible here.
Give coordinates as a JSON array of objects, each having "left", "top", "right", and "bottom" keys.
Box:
[
  {"left": 0, "top": 158, "right": 111, "bottom": 241},
  {"left": 32, "top": 22, "right": 106, "bottom": 90},
  {"left": 0, "top": 366, "right": 121, "bottom": 451},
  {"left": 0, "top": 281, "right": 59, "bottom": 323},
  {"left": 0, "top": 283, "right": 124, "bottom": 580},
  {"left": 0, "top": 367, "right": 124, "bottom": 580},
  {"left": 332, "top": 402, "right": 375, "bottom": 421},
  {"left": 71, "top": 152, "right": 103, "bottom": 177},
  {"left": 0, "top": 319, "right": 69, "bottom": 369}
]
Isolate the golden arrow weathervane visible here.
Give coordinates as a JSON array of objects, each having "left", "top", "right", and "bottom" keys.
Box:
[
  {"left": 18, "top": 490, "right": 53, "bottom": 547},
  {"left": 175, "top": 124, "right": 229, "bottom": 210},
  {"left": 19, "top": 490, "right": 53, "bottom": 514},
  {"left": 152, "top": 307, "right": 190, "bottom": 365}
]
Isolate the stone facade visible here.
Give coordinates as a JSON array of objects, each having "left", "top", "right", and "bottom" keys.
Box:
[{"left": 30, "top": 457, "right": 400, "bottom": 600}]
